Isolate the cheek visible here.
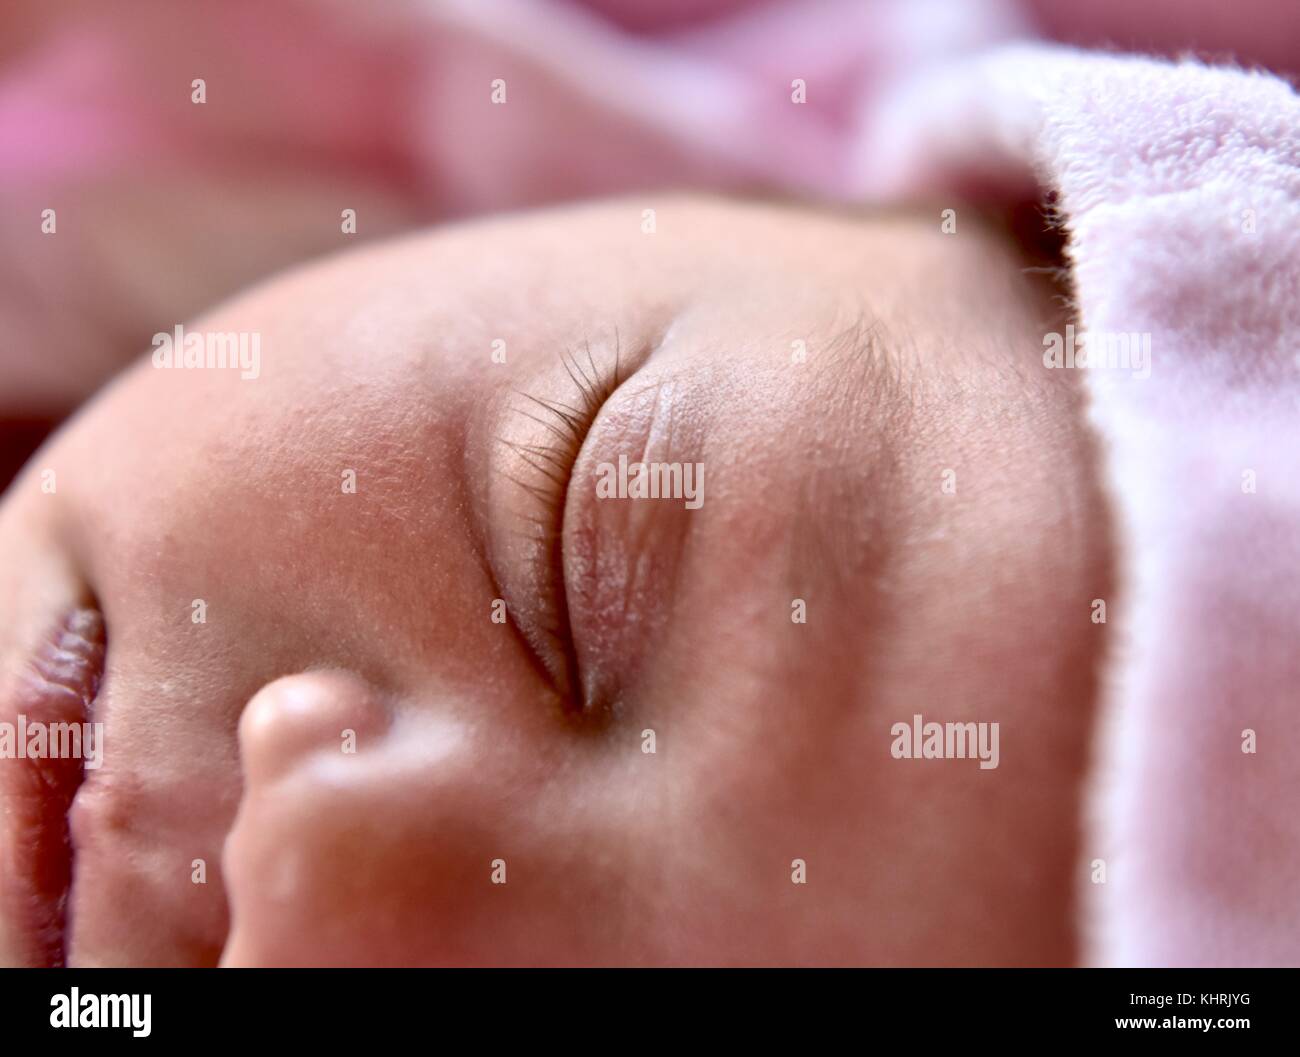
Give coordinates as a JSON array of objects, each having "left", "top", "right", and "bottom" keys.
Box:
[
  {"left": 52, "top": 337, "right": 498, "bottom": 690},
  {"left": 219, "top": 692, "right": 644, "bottom": 967}
]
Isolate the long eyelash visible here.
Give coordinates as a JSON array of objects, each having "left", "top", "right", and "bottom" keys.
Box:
[
  {"left": 501, "top": 336, "right": 623, "bottom": 509},
  {"left": 497, "top": 334, "right": 624, "bottom": 709}
]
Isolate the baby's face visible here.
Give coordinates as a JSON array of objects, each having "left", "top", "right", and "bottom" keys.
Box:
[{"left": 0, "top": 197, "right": 1110, "bottom": 966}]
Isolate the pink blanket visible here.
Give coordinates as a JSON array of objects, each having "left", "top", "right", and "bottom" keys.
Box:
[{"left": 902, "top": 45, "right": 1300, "bottom": 968}]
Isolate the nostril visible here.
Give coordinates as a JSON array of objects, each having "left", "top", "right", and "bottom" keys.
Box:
[{"left": 237, "top": 671, "right": 387, "bottom": 787}]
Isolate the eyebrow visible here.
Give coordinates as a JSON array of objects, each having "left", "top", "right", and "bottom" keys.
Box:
[
  {"left": 817, "top": 309, "right": 908, "bottom": 397},
  {"left": 784, "top": 308, "right": 912, "bottom": 613}
]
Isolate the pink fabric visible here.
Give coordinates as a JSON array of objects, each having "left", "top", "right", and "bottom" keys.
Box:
[
  {"left": 2, "top": 0, "right": 1297, "bottom": 964},
  {"left": 881, "top": 44, "right": 1300, "bottom": 966},
  {"left": 0, "top": 2, "right": 412, "bottom": 185}
]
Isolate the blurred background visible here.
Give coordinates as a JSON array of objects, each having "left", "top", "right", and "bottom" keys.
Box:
[{"left": 2, "top": 0, "right": 1295, "bottom": 487}]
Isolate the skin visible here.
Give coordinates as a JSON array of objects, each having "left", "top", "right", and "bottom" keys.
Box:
[{"left": 0, "top": 196, "right": 1111, "bottom": 966}]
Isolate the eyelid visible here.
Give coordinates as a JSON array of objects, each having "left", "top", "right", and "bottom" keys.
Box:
[{"left": 494, "top": 340, "right": 626, "bottom": 713}]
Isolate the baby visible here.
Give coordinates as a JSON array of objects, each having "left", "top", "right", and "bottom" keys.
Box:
[{"left": 0, "top": 195, "right": 1111, "bottom": 966}]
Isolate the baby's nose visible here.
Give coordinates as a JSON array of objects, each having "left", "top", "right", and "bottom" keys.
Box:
[
  {"left": 237, "top": 670, "right": 386, "bottom": 786},
  {"left": 222, "top": 670, "right": 394, "bottom": 966}
]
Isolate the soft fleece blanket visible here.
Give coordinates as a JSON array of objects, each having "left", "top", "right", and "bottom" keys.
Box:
[
  {"left": 908, "top": 46, "right": 1300, "bottom": 968},
  {"left": 3, "top": 0, "right": 1297, "bottom": 965}
]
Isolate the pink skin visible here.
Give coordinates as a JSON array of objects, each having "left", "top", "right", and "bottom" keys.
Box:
[{"left": 0, "top": 197, "right": 1111, "bottom": 966}]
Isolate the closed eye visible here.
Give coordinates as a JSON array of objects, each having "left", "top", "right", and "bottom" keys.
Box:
[{"left": 496, "top": 338, "right": 623, "bottom": 712}]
